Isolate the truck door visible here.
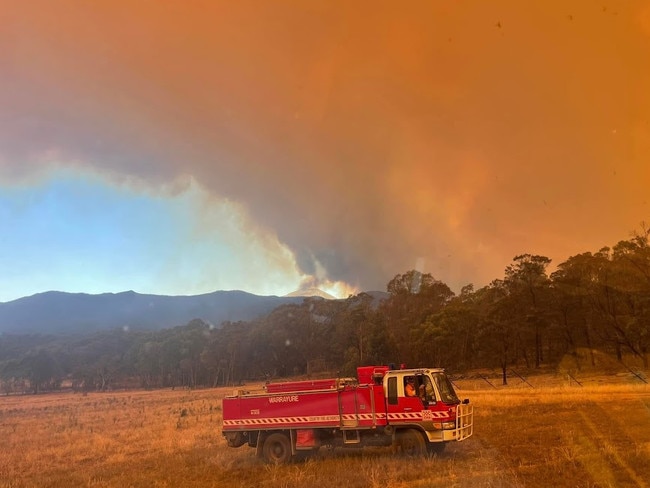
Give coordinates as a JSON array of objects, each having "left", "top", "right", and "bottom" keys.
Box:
[{"left": 385, "top": 374, "right": 425, "bottom": 426}]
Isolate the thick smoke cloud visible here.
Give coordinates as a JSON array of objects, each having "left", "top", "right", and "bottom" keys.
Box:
[{"left": 1, "top": 1, "right": 649, "bottom": 292}]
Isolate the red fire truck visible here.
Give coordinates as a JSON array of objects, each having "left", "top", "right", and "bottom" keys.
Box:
[{"left": 222, "top": 365, "right": 473, "bottom": 463}]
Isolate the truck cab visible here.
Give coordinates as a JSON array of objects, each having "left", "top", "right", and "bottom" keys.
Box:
[{"left": 384, "top": 368, "right": 472, "bottom": 444}]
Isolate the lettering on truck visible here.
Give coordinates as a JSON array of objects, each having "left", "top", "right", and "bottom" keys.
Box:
[{"left": 269, "top": 395, "right": 299, "bottom": 403}]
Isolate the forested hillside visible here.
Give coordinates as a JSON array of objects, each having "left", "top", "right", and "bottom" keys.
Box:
[{"left": 1, "top": 227, "right": 649, "bottom": 394}]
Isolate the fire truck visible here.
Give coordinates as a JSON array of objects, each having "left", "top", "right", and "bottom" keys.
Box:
[{"left": 222, "top": 365, "right": 473, "bottom": 463}]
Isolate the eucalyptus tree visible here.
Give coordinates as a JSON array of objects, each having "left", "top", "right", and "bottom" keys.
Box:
[
  {"left": 415, "top": 284, "right": 480, "bottom": 371},
  {"left": 175, "top": 319, "right": 212, "bottom": 387},
  {"left": 503, "top": 254, "right": 553, "bottom": 368},
  {"left": 245, "top": 298, "right": 337, "bottom": 378},
  {"left": 381, "top": 270, "right": 455, "bottom": 367},
  {"left": 585, "top": 243, "right": 647, "bottom": 363},
  {"left": 24, "top": 349, "right": 63, "bottom": 394},
  {"left": 473, "top": 280, "right": 519, "bottom": 384},
  {"left": 549, "top": 227, "right": 650, "bottom": 367},
  {"left": 550, "top": 252, "right": 602, "bottom": 368},
  {"left": 130, "top": 336, "right": 163, "bottom": 388},
  {"left": 606, "top": 228, "right": 650, "bottom": 366},
  {"left": 329, "top": 292, "right": 377, "bottom": 373}
]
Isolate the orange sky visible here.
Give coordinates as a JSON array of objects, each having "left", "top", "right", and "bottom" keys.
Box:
[{"left": 1, "top": 0, "right": 649, "bottom": 294}]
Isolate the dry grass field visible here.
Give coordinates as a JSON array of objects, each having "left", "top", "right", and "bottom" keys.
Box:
[{"left": 1, "top": 373, "right": 649, "bottom": 488}]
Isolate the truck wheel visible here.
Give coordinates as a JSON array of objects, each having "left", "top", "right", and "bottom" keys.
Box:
[
  {"left": 396, "top": 429, "right": 426, "bottom": 456},
  {"left": 262, "top": 433, "right": 292, "bottom": 464}
]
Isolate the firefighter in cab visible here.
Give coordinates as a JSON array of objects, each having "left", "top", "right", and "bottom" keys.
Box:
[{"left": 405, "top": 377, "right": 417, "bottom": 397}]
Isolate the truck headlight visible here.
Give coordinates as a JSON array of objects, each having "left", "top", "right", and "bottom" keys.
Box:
[{"left": 442, "top": 421, "right": 456, "bottom": 430}]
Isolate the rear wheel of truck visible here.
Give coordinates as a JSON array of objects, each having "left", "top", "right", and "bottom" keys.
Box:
[
  {"left": 396, "top": 429, "right": 426, "bottom": 456},
  {"left": 262, "top": 433, "right": 292, "bottom": 464}
]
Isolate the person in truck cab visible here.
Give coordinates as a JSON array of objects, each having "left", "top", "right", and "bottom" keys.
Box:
[
  {"left": 404, "top": 377, "right": 417, "bottom": 396},
  {"left": 419, "top": 375, "right": 436, "bottom": 404}
]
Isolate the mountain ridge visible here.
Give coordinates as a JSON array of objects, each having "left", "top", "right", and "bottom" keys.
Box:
[
  {"left": 0, "top": 289, "right": 305, "bottom": 335},
  {"left": 0, "top": 288, "right": 390, "bottom": 335}
]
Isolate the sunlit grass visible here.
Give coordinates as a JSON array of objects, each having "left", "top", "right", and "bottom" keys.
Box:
[{"left": 1, "top": 374, "right": 649, "bottom": 487}]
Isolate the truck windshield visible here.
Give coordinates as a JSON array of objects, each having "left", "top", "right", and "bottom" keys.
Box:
[{"left": 431, "top": 372, "right": 460, "bottom": 404}]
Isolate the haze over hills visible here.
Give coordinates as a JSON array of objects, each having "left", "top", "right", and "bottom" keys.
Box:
[
  {"left": 0, "top": 290, "right": 305, "bottom": 335},
  {"left": 0, "top": 288, "right": 390, "bottom": 335}
]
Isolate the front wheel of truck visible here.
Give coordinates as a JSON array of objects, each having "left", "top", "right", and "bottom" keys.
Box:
[{"left": 396, "top": 429, "right": 426, "bottom": 456}]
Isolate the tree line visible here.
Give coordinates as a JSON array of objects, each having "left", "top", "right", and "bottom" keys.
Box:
[{"left": 1, "top": 226, "right": 649, "bottom": 394}]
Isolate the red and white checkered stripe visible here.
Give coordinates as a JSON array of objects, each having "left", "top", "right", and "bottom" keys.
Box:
[
  {"left": 224, "top": 409, "right": 451, "bottom": 427},
  {"left": 341, "top": 413, "right": 386, "bottom": 421},
  {"left": 388, "top": 411, "right": 449, "bottom": 421},
  {"left": 223, "top": 415, "right": 340, "bottom": 427}
]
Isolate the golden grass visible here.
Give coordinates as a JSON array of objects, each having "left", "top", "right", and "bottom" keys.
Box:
[{"left": 1, "top": 374, "right": 649, "bottom": 488}]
